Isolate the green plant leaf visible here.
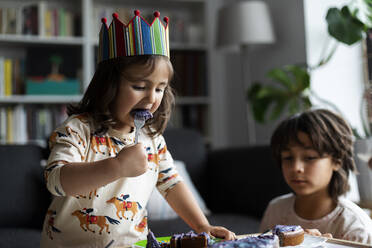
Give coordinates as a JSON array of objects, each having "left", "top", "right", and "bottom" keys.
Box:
[
  {"left": 247, "top": 64, "right": 314, "bottom": 123},
  {"left": 285, "top": 65, "right": 310, "bottom": 91},
  {"left": 326, "top": 7, "right": 365, "bottom": 45},
  {"left": 302, "top": 96, "right": 312, "bottom": 110},
  {"left": 268, "top": 97, "right": 287, "bottom": 121},
  {"left": 247, "top": 83, "right": 282, "bottom": 123},
  {"left": 267, "top": 69, "right": 293, "bottom": 90}
]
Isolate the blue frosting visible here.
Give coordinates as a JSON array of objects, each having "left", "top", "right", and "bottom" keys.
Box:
[
  {"left": 210, "top": 235, "right": 277, "bottom": 248},
  {"left": 272, "top": 225, "right": 302, "bottom": 234},
  {"left": 146, "top": 230, "right": 161, "bottom": 248}
]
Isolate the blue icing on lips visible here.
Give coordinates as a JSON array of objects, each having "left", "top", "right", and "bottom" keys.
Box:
[{"left": 131, "top": 109, "right": 153, "bottom": 121}]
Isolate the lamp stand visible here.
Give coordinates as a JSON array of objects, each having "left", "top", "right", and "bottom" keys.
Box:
[{"left": 241, "top": 45, "right": 256, "bottom": 145}]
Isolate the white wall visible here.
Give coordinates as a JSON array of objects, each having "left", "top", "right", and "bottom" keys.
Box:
[{"left": 304, "top": 0, "right": 366, "bottom": 136}]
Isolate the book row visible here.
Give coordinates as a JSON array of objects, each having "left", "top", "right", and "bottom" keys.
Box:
[
  {"left": 0, "top": 57, "right": 25, "bottom": 96},
  {"left": 0, "top": 104, "right": 67, "bottom": 145},
  {"left": 0, "top": 2, "right": 81, "bottom": 37}
]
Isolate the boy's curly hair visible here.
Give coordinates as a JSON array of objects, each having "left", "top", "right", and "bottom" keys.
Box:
[
  {"left": 270, "top": 108, "right": 357, "bottom": 202},
  {"left": 67, "top": 55, "right": 175, "bottom": 137}
]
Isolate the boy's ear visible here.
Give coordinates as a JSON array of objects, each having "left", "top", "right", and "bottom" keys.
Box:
[{"left": 332, "top": 159, "right": 342, "bottom": 171}]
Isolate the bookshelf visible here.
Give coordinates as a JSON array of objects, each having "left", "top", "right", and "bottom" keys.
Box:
[{"left": 0, "top": 0, "right": 213, "bottom": 145}]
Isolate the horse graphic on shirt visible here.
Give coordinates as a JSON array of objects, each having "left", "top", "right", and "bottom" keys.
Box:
[
  {"left": 71, "top": 209, "right": 120, "bottom": 235},
  {"left": 90, "top": 135, "right": 119, "bottom": 156},
  {"left": 147, "top": 144, "right": 167, "bottom": 170},
  {"left": 106, "top": 194, "right": 142, "bottom": 221},
  {"left": 135, "top": 216, "right": 147, "bottom": 233}
]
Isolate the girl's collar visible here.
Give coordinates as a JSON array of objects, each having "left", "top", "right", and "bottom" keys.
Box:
[{"left": 108, "top": 126, "right": 135, "bottom": 141}]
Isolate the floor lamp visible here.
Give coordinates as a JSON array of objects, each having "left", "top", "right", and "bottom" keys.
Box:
[{"left": 216, "top": 0, "right": 275, "bottom": 145}]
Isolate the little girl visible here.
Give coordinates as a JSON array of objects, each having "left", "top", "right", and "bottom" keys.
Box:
[
  {"left": 40, "top": 11, "right": 235, "bottom": 248},
  {"left": 260, "top": 109, "right": 372, "bottom": 244}
]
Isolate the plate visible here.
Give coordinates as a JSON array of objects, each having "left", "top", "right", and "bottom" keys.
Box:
[
  {"left": 284, "top": 234, "right": 328, "bottom": 248},
  {"left": 133, "top": 236, "right": 171, "bottom": 247}
]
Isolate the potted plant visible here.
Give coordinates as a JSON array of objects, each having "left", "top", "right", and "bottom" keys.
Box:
[
  {"left": 247, "top": 0, "right": 372, "bottom": 205},
  {"left": 247, "top": 1, "right": 370, "bottom": 135}
]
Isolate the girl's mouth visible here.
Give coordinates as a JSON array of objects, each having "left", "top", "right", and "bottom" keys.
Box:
[{"left": 291, "top": 179, "right": 307, "bottom": 185}]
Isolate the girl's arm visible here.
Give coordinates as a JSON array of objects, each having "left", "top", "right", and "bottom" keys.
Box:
[
  {"left": 60, "top": 143, "right": 147, "bottom": 196},
  {"left": 165, "top": 181, "right": 236, "bottom": 240}
]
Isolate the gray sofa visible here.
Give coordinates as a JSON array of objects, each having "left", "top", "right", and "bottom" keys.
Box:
[{"left": 0, "top": 128, "right": 290, "bottom": 247}]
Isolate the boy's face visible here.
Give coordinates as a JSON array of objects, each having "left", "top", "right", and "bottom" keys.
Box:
[
  {"left": 280, "top": 132, "right": 339, "bottom": 198},
  {"left": 111, "top": 58, "right": 170, "bottom": 133}
]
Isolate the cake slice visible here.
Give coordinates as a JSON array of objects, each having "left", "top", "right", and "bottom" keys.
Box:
[
  {"left": 272, "top": 225, "right": 304, "bottom": 246},
  {"left": 146, "top": 230, "right": 209, "bottom": 248},
  {"left": 210, "top": 234, "right": 279, "bottom": 248},
  {"left": 170, "top": 231, "right": 209, "bottom": 248}
]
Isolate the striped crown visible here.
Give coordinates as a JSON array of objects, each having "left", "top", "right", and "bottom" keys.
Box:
[{"left": 98, "top": 10, "right": 170, "bottom": 63}]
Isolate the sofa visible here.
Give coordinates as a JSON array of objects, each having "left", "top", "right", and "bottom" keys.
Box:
[{"left": 0, "top": 128, "right": 290, "bottom": 247}]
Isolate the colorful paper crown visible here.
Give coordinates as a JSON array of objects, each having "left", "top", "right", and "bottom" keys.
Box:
[{"left": 97, "top": 10, "right": 170, "bottom": 63}]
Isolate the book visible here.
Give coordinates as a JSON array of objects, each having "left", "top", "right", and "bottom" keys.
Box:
[
  {"left": 38, "top": 1, "right": 46, "bottom": 36},
  {"left": 0, "top": 107, "right": 6, "bottom": 143},
  {"left": 44, "top": 9, "right": 52, "bottom": 36},
  {"left": 5, "top": 8, "right": 17, "bottom": 34},
  {"left": 0, "top": 57, "right": 4, "bottom": 96},
  {"left": 4, "top": 59, "right": 12, "bottom": 96},
  {"left": 6, "top": 107, "right": 13, "bottom": 143}
]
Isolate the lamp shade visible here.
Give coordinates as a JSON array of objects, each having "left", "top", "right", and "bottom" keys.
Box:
[{"left": 217, "top": 1, "right": 275, "bottom": 50}]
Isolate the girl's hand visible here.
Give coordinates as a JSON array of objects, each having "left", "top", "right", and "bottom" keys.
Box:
[
  {"left": 304, "top": 229, "right": 333, "bottom": 238},
  {"left": 114, "top": 143, "right": 148, "bottom": 177},
  {"left": 196, "top": 224, "right": 236, "bottom": 241}
]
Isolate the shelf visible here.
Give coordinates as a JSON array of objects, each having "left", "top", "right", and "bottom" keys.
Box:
[
  {"left": 0, "top": 34, "right": 84, "bottom": 46},
  {"left": 0, "top": 95, "right": 82, "bottom": 104},
  {"left": 0, "top": 0, "right": 213, "bottom": 146}
]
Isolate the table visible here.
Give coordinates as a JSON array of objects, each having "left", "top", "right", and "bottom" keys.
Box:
[
  {"left": 325, "top": 237, "right": 372, "bottom": 248},
  {"left": 116, "top": 234, "right": 372, "bottom": 248}
]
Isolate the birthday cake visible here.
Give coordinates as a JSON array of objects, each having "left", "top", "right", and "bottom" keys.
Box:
[
  {"left": 272, "top": 225, "right": 304, "bottom": 246},
  {"left": 146, "top": 230, "right": 209, "bottom": 248},
  {"left": 146, "top": 231, "right": 283, "bottom": 248},
  {"left": 210, "top": 234, "right": 279, "bottom": 248}
]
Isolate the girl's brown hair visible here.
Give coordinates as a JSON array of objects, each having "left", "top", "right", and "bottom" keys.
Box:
[
  {"left": 67, "top": 55, "right": 175, "bottom": 137},
  {"left": 270, "top": 109, "right": 357, "bottom": 201}
]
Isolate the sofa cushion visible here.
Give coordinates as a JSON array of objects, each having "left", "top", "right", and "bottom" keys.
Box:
[
  {"left": 0, "top": 145, "right": 51, "bottom": 229},
  {"left": 206, "top": 146, "right": 291, "bottom": 219},
  {"left": 0, "top": 228, "right": 41, "bottom": 248}
]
